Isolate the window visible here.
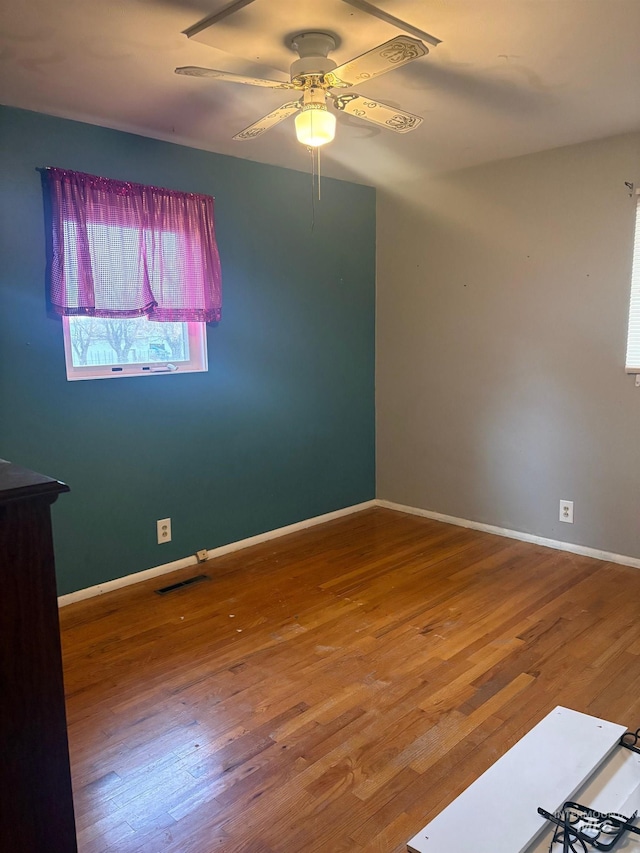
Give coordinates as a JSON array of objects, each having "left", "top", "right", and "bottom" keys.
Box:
[
  {"left": 46, "top": 168, "right": 221, "bottom": 380},
  {"left": 625, "top": 190, "right": 640, "bottom": 373},
  {"left": 62, "top": 316, "right": 207, "bottom": 380}
]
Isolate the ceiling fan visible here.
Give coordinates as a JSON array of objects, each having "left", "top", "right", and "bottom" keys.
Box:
[{"left": 175, "top": 31, "right": 431, "bottom": 148}]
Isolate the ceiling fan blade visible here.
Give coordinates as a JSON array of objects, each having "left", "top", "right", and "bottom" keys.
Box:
[
  {"left": 325, "top": 35, "right": 428, "bottom": 89},
  {"left": 332, "top": 93, "right": 422, "bottom": 133},
  {"left": 233, "top": 101, "right": 302, "bottom": 140},
  {"left": 175, "top": 67, "right": 295, "bottom": 90}
]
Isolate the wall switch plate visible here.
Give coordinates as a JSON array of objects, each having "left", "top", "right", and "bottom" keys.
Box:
[
  {"left": 559, "top": 500, "right": 574, "bottom": 523},
  {"left": 196, "top": 549, "right": 208, "bottom": 563},
  {"left": 157, "top": 518, "right": 171, "bottom": 543}
]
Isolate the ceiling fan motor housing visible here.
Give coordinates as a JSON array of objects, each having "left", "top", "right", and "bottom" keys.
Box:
[
  {"left": 301, "top": 87, "right": 328, "bottom": 109},
  {"left": 289, "top": 32, "right": 337, "bottom": 82}
]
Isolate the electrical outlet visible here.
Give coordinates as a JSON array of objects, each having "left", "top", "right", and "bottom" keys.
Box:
[
  {"left": 559, "top": 500, "right": 574, "bottom": 523},
  {"left": 157, "top": 518, "right": 171, "bottom": 543},
  {"left": 196, "top": 549, "right": 208, "bottom": 563}
]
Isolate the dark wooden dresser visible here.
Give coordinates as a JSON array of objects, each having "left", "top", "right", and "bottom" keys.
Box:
[{"left": 0, "top": 460, "right": 77, "bottom": 852}]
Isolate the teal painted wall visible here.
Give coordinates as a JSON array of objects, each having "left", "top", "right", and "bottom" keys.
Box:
[{"left": 0, "top": 107, "right": 376, "bottom": 595}]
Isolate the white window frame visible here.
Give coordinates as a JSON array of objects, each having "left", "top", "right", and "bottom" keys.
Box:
[
  {"left": 625, "top": 189, "right": 640, "bottom": 373},
  {"left": 62, "top": 316, "right": 207, "bottom": 381}
]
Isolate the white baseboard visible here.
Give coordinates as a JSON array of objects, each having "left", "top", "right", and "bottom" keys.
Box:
[
  {"left": 57, "top": 500, "right": 377, "bottom": 607},
  {"left": 59, "top": 496, "right": 639, "bottom": 607},
  {"left": 377, "top": 499, "right": 640, "bottom": 570}
]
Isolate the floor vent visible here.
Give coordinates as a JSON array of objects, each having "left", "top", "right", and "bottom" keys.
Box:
[{"left": 154, "top": 574, "right": 211, "bottom": 595}]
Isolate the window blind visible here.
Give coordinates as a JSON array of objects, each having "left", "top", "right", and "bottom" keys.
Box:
[{"left": 625, "top": 192, "right": 640, "bottom": 372}]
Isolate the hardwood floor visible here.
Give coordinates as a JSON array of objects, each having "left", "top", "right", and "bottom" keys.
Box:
[{"left": 59, "top": 508, "right": 640, "bottom": 853}]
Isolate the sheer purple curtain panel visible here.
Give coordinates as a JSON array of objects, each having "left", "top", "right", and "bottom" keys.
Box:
[{"left": 47, "top": 168, "right": 222, "bottom": 322}]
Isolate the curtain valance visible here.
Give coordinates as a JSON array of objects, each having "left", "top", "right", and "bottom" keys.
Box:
[{"left": 47, "top": 168, "right": 222, "bottom": 322}]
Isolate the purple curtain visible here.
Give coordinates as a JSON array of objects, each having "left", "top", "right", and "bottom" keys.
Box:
[{"left": 47, "top": 168, "right": 222, "bottom": 322}]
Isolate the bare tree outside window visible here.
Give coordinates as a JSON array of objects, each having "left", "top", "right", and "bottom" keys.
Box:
[
  {"left": 69, "top": 317, "right": 101, "bottom": 365},
  {"left": 67, "top": 316, "right": 193, "bottom": 369},
  {"left": 102, "top": 319, "right": 147, "bottom": 363}
]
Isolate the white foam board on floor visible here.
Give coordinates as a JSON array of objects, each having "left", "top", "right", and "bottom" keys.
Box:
[{"left": 407, "top": 707, "right": 628, "bottom": 853}]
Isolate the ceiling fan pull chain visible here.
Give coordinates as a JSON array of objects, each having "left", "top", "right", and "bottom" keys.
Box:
[
  {"left": 318, "top": 145, "right": 322, "bottom": 201},
  {"left": 309, "top": 145, "right": 316, "bottom": 232}
]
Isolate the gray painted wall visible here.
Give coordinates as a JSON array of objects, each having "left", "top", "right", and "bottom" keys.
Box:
[{"left": 377, "top": 132, "right": 640, "bottom": 558}]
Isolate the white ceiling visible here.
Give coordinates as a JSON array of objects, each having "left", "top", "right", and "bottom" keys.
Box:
[{"left": 1, "top": 0, "right": 639, "bottom": 188}]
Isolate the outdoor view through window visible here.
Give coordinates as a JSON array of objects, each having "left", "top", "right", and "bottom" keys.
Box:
[{"left": 67, "top": 316, "right": 190, "bottom": 368}]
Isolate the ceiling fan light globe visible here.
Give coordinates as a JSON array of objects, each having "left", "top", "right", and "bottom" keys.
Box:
[{"left": 295, "top": 107, "right": 336, "bottom": 147}]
